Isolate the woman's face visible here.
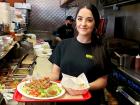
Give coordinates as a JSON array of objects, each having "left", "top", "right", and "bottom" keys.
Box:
[{"left": 76, "top": 8, "right": 95, "bottom": 37}]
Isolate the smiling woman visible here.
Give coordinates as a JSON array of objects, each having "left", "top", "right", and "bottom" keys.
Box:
[{"left": 48, "top": 3, "right": 112, "bottom": 105}]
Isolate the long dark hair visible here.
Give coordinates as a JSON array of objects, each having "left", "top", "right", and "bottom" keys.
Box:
[
  {"left": 75, "top": 3, "right": 101, "bottom": 45},
  {"left": 75, "top": 4, "right": 106, "bottom": 66}
]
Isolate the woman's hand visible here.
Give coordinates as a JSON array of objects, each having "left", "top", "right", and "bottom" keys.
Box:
[
  {"left": 89, "top": 75, "right": 108, "bottom": 90},
  {"left": 47, "top": 64, "right": 60, "bottom": 81}
]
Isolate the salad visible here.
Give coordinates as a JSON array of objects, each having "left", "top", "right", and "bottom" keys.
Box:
[
  {"left": 22, "top": 77, "right": 63, "bottom": 98},
  {"left": 0, "top": 83, "right": 5, "bottom": 92}
]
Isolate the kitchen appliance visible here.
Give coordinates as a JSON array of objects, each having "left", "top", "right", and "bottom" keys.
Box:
[
  {"left": 116, "top": 86, "right": 140, "bottom": 105},
  {"left": 107, "top": 68, "right": 140, "bottom": 105}
]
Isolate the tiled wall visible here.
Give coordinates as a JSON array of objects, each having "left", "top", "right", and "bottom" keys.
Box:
[
  {"left": 24, "top": 0, "right": 140, "bottom": 43},
  {"left": 26, "top": 0, "right": 96, "bottom": 39}
]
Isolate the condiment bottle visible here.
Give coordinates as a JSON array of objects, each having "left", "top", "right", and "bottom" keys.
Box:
[
  {"left": 135, "top": 54, "right": 140, "bottom": 72},
  {"left": 9, "top": 30, "right": 15, "bottom": 41}
]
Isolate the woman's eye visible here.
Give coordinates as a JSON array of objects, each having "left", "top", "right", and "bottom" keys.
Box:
[
  {"left": 77, "top": 18, "right": 82, "bottom": 21},
  {"left": 87, "top": 19, "right": 93, "bottom": 22}
]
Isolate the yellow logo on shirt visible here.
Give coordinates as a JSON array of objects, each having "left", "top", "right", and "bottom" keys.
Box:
[{"left": 86, "top": 54, "right": 94, "bottom": 60}]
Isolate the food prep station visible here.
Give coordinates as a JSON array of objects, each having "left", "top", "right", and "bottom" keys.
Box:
[{"left": 0, "top": 35, "right": 37, "bottom": 105}]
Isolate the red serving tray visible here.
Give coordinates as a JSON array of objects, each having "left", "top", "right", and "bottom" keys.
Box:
[{"left": 13, "top": 89, "right": 91, "bottom": 102}]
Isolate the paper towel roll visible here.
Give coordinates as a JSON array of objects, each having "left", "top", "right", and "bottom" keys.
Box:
[
  {"left": 0, "top": 2, "right": 11, "bottom": 24},
  {"left": 0, "top": 2, "right": 10, "bottom": 10}
]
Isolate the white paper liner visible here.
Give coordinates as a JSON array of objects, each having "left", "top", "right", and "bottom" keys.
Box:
[{"left": 61, "top": 73, "right": 90, "bottom": 95}]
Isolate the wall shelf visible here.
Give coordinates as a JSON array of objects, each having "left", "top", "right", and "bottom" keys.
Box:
[
  {"left": 111, "top": 60, "right": 140, "bottom": 89},
  {"left": 0, "top": 41, "right": 17, "bottom": 60},
  {"left": 103, "top": 0, "right": 139, "bottom": 8},
  {"left": 60, "top": 0, "right": 75, "bottom": 8}
]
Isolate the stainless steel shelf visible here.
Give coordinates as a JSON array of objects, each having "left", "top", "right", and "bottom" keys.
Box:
[
  {"left": 118, "top": 67, "right": 140, "bottom": 84},
  {"left": 116, "top": 86, "right": 140, "bottom": 105},
  {"left": 112, "top": 60, "right": 140, "bottom": 84},
  {"left": 103, "top": 0, "right": 138, "bottom": 8},
  {"left": 60, "top": 0, "right": 75, "bottom": 8},
  {"left": 0, "top": 41, "right": 17, "bottom": 60},
  {"left": 111, "top": 58, "right": 140, "bottom": 85}
]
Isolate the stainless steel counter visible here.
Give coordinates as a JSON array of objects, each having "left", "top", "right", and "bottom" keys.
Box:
[
  {"left": 109, "top": 59, "right": 140, "bottom": 104},
  {"left": 111, "top": 58, "right": 140, "bottom": 86},
  {"left": 118, "top": 67, "right": 140, "bottom": 84}
]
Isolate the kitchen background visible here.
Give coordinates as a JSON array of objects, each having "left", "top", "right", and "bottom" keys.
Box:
[
  {"left": 0, "top": 0, "right": 140, "bottom": 105},
  {"left": 0, "top": 0, "right": 140, "bottom": 46},
  {"left": 103, "top": 1, "right": 140, "bottom": 56},
  {"left": 25, "top": 0, "right": 140, "bottom": 45},
  {"left": 26, "top": 0, "right": 96, "bottom": 40},
  {"left": 25, "top": 0, "right": 140, "bottom": 57}
]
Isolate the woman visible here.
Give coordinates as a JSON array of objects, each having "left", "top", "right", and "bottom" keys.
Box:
[{"left": 49, "top": 3, "right": 112, "bottom": 105}]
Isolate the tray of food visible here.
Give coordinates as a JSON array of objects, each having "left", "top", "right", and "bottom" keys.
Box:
[{"left": 13, "top": 77, "right": 91, "bottom": 102}]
